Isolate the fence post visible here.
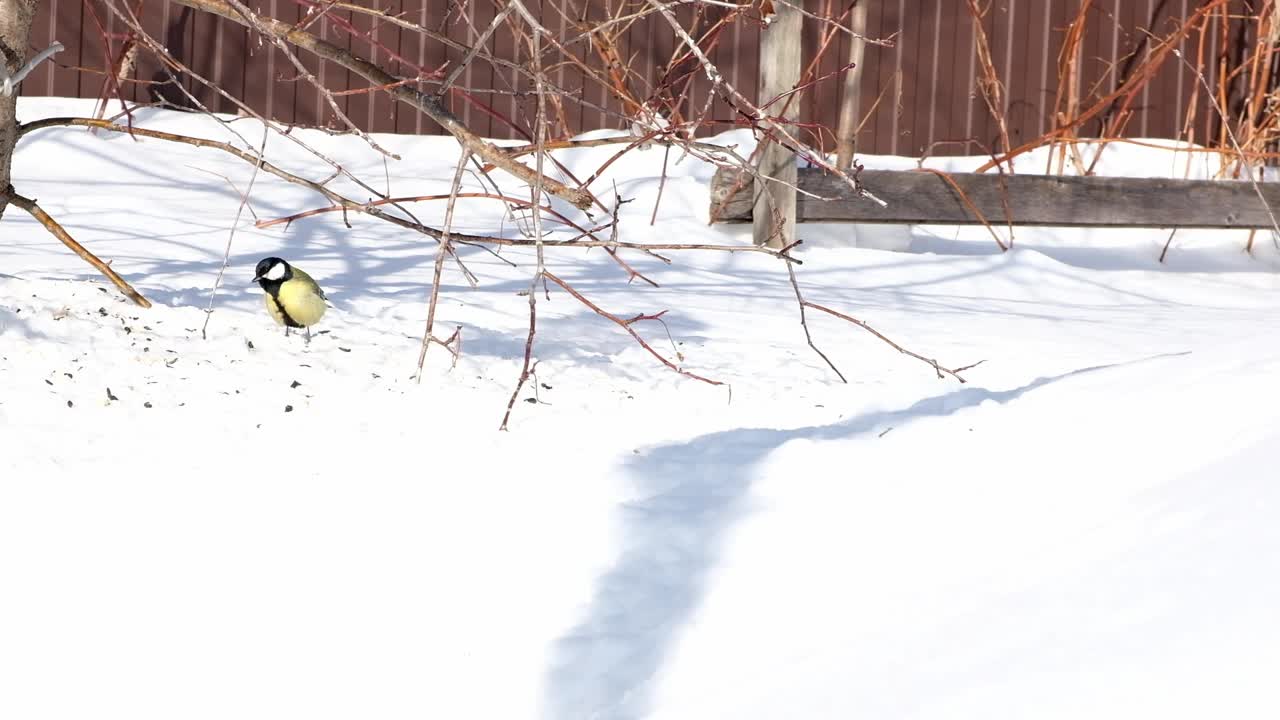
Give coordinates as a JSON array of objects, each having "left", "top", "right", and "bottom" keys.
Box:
[
  {"left": 753, "top": 0, "right": 802, "bottom": 249},
  {"left": 835, "top": 2, "right": 867, "bottom": 169}
]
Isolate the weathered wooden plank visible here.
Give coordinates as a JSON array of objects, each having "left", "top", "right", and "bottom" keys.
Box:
[{"left": 711, "top": 167, "right": 1280, "bottom": 229}]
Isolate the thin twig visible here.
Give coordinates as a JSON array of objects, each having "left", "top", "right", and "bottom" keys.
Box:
[
  {"left": 1171, "top": 46, "right": 1280, "bottom": 249},
  {"left": 914, "top": 168, "right": 1009, "bottom": 252},
  {"left": 166, "top": 0, "right": 595, "bottom": 210},
  {"left": 544, "top": 271, "right": 726, "bottom": 389},
  {"left": 202, "top": 125, "right": 269, "bottom": 339},
  {"left": 501, "top": 0, "right": 551, "bottom": 432},
  {"left": 417, "top": 150, "right": 471, "bottom": 382},
  {"left": 644, "top": 0, "right": 885, "bottom": 206},
  {"left": 803, "top": 301, "right": 976, "bottom": 383},
  {"left": 785, "top": 259, "right": 846, "bottom": 383}
]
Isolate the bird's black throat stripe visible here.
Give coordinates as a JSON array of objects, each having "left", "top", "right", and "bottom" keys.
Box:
[{"left": 262, "top": 282, "right": 302, "bottom": 328}]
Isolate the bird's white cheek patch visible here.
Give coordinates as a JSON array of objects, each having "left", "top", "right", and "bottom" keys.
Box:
[{"left": 263, "top": 263, "right": 287, "bottom": 281}]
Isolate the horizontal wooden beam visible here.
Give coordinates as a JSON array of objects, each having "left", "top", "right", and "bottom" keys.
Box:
[{"left": 711, "top": 167, "right": 1280, "bottom": 229}]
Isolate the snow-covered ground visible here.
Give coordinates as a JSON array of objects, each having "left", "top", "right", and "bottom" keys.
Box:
[{"left": 3, "top": 98, "right": 1279, "bottom": 719}]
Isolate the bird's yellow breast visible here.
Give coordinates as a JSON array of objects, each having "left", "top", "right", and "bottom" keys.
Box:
[{"left": 266, "top": 277, "right": 327, "bottom": 327}]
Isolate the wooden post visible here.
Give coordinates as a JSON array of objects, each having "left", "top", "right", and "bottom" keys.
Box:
[
  {"left": 835, "top": 2, "right": 868, "bottom": 169},
  {"left": 753, "top": 1, "right": 802, "bottom": 249}
]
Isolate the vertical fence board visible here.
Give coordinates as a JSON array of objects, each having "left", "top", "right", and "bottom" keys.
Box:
[
  {"left": 892, "top": 0, "right": 918, "bottom": 156},
  {"left": 1006, "top": 0, "right": 1032, "bottom": 147},
  {"left": 816, "top": 3, "right": 845, "bottom": 151},
  {"left": 938, "top": 1, "right": 971, "bottom": 152},
  {"left": 78, "top": 1, "right": 112, "bottom": 104},
  {"left": 49, "top": 0, "right": 83, "bottom": 100},
  {"left": 1148, "top": 0, "right": 1179, "bottom": 141},
  {"left": 372, "top": 3, "right": 402, "bottom": 133},
  {"left": 268, "top": 0, "right": 297, "bottom": 122},
  {"left": 222, "top": 17, "right": 248, "bottom": 117},
  {"left": 345, "top": 7, "right": 375, "bottom": 131},
  {"left": 866, "top": 0, "right": 894, "bottom": 155},
  {"left": 26, "top": 0, "right": 57, "bottom": 95},
  {"left": 492, "top": 0, "right": 519, "bottom": 137},
  {"left": 239, "top": 2, "right": 271, "bottom": 122},
  {"left": 647, "top": 0, "right": 673, "bottom": 129},
  {"left": 19, "top": 0, "right": 1277, "bottom": 158},
  {"left": 293, "top": 5, "right": 323, "bottom": 128},
  {"left": 188, "top": 6, "right": 218, "bottom": 112}
]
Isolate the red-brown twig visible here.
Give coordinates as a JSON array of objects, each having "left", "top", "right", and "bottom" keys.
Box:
[
  {"left": 543, "top": 271, "right": 726, "bottom": 389},
  {"left": 802, "top": 300, "right": 976, "bottom": 383},
  {"left": 167, "top": 0, "right": 595, "bottom": 210},
  {"left": 499, "top": 299, "right": 540, "bottom": 431},
  {"left": 914, "top": 168, "right": 1009, "bottom": 252},
  {"left": 501, "top": 1, "right": 553, "bottom": 432},
  {"left": 417, "top": 150, "right": 472, "bottom": 382},
  {"left": 202, "top": 125, "right": 269, "bottom": 338},
  {"left": 785, "top": 260, "right": 846, "bottom": 383}
]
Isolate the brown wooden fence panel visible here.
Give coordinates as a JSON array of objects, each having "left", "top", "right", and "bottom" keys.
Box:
[{"left": 16, "top": 0, "right": 1254, "bottom": 158}]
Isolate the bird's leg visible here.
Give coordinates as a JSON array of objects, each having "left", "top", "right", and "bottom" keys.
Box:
[
  {"left": 305, "top": 326, "right": 312, "bottom": 344},
  {"left": 284, "top": 326, "right": 291, "bottom": 337}
]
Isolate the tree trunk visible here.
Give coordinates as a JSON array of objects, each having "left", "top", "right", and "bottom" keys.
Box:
[{"left": 0, "top": 0, "right": 38, "bottom": 222}]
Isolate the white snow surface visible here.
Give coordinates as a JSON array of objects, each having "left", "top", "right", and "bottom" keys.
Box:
[{"left": 3, "top": 98, "right": 1280, "bottom": 719}]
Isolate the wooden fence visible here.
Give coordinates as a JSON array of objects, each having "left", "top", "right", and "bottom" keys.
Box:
[{"left": 17, "top": 1, "right": 1261, "bottom": 156}]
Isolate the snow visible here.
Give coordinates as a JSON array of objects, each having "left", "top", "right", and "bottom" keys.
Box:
[{"left": 3, "top": 97, "right": 1280, "bottom": 719}]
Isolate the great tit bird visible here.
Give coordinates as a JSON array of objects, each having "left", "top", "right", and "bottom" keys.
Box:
[{"left": 252, "top": 257, "right": 328, "bottom": 342}]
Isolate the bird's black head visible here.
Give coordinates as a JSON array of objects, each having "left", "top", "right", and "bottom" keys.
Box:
[{"left": 253, "top": 257, "right": 292, "bottom": 289}]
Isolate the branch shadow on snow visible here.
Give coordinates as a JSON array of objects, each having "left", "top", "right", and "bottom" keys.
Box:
[{"left": 543, "top": 352, "right": 1190, "bottom": 719}]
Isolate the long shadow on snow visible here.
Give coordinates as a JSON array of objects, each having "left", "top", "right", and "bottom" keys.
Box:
[{"left": 544, "top": 351, "right": 1189, "bottom": 720}]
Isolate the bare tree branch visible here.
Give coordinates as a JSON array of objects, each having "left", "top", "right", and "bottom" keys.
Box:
[
  {"left": 166, "top": 0, "right": 595, "bottom": 210},
  {"left": 3, "top": 189, "right": 151, "bottom": 307}
]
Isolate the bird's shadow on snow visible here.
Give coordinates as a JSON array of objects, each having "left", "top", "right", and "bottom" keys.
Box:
[{"left": 543, "top": 351, "right": 1190, "bottom": 719}]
